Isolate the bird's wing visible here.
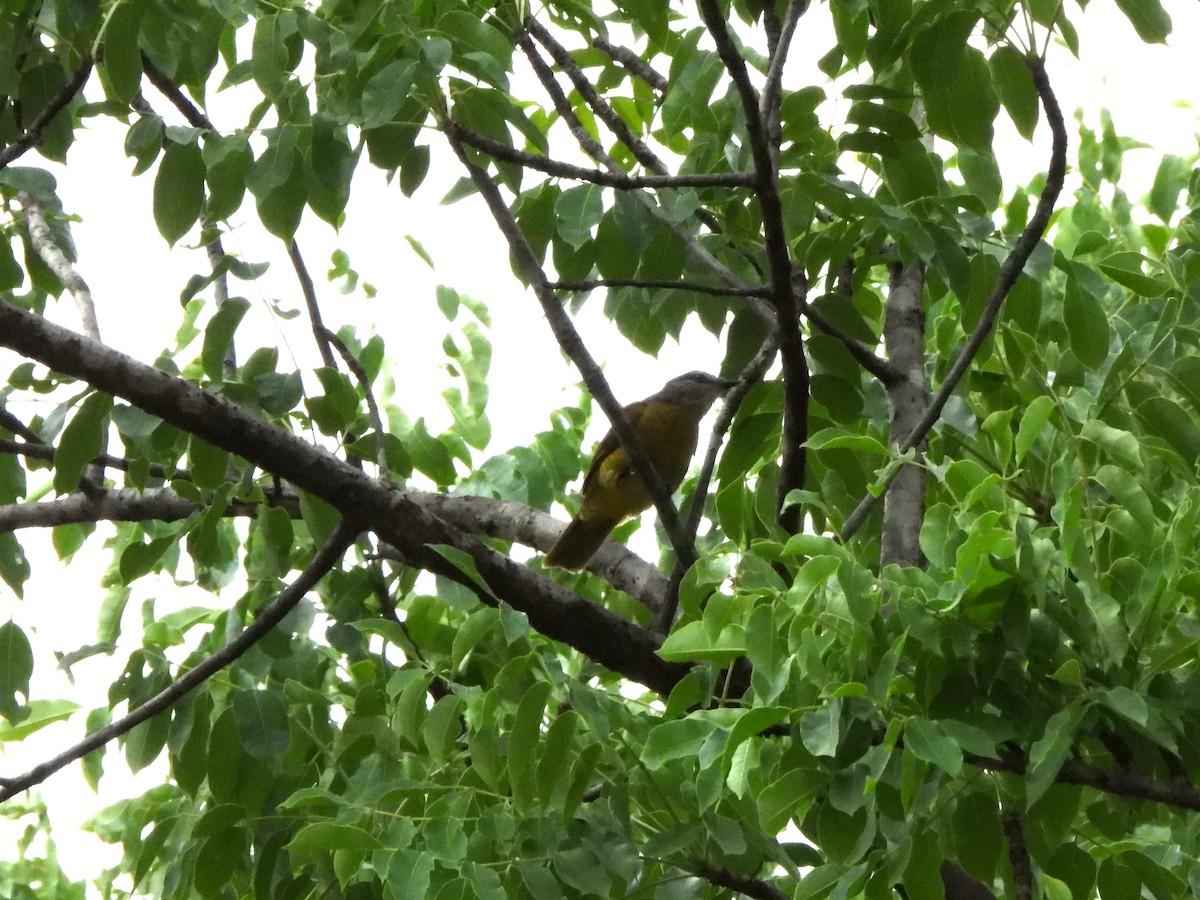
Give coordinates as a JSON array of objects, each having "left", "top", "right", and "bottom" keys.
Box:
[{"left": 580, "top": 400, "right": 647, "bottom": 496}]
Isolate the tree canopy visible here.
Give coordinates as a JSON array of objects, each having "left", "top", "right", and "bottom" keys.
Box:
[{"left": 1, "top": 0, "right": 1198, "bottom": 897}]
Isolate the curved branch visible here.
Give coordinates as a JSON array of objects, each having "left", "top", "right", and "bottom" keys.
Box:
[
  {"left": 446, "top": 122, "right": 754, "bottom": 188},
  {"left": 840, "top": 57, "right": 1067, "bottom": 542},
  {"left": 140, "top": 54, "right": 213, "bottom": 130},
  {"left": 0, "top": 521, "right": 359, "bottom": 803},
  {"left": 0, "top": 302, "right": 690, "bottom": 694},
  {"left": 0, "top": 58, "right": 92, "bottom": 171}
]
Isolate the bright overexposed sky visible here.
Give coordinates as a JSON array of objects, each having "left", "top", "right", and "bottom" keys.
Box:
[{"left": 2, "top": 3, "right": 1198, "bottom": 890}]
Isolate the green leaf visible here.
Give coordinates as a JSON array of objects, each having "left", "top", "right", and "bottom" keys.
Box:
[
  {"left": 426, "top": 544, "right": 498, "bottom": 602},
  {"left": 0, "top": 621, "right": 34, "bottom": 718},
  {"left": 53, "top": 393, "right": 113, "bottom": 494},
  {"left": 507, "top": 680, "right": 552, "bottom": 808},
  {"left": 251, "top": 13, "right": 288, "bottom": 98},
  {"left": 921, "top": 46, "right": 999, "bottom": 150},
  {"left": 421, "top": 694, "right": 464, "bottom": 761},
  {"left": 1138, "top": 397, "right": 1200, "bottom": 463},
  {"left": 989, "top": 46, "right": 1039, "bottom": 140},
  {"left": 0, "top": 698, "right": 79, "bottom": 741},
  {"left": 952, "top": 791, "right": 1004, "bottom": 884},
  {"left": 1080, "top": 420, "right": 1141, "bottom": 468},
  {"left": 1113, "top": 0, "right": 1171, "bottom": 43},
  {"left": 904, "top": 717, "right": 963, "bottom": 775},
  {"left": 1063, "top": 278, "right": 1110, "bottom": 369},
  {"left": 644, "top": 717, "right": 718, "bottom": 767},
  {"left": 153, "top": 140, "right": 206, "bottom": 245},
  {"left": 799, "top": 699, "right": 841, "bottom": 757},
  {"left": 232, "top": 689, "right": 290, "bottom": 769},
  {"left": 99, "top": 1, "right": 144, "bottom": 104},
  {"left": 1027, "top": 701, "right": 1085, "bottom": 807},
  {"left": 554, "top": 184, "right": 604, "bottom": 250},
  {"left": 287, "top": 823, "right": 384, "bottom": 853},
  {"left": 1015, "top": 395, "right": 1055, "bottom": 462},
  {"left": 1098, "top": 252, "right": 1170, "bottom": 297},
  {"left": 201, "top": 297, "right": 251, "bottom": 380},
  {"left": 361, "top": 60, "right": 416, "bottom": 129},
  {"left": 203, "top": 134, "right": 252, "bottom": 222}
]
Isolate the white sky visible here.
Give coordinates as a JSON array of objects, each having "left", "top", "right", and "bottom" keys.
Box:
[{"left": 2, "top": 3, "right": 1198, "bottom": 890}]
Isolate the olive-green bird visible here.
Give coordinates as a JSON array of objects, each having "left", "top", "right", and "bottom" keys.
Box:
[{"left": 544, "top": 371, "right": 735, "bottom": 570}]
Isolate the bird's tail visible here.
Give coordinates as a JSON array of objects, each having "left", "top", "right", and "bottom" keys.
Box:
[{"left": 544, "top": 516, "right": 616, "bottom": 570}]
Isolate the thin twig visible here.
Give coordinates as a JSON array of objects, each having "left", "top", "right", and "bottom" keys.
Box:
[
  {"left": 0, "top": 59, "right": 92, "bottom": 171},
  {"left": 519, "top": 33, "right": 610, "bottom": 164},
  {"left": 0, "top": 437, "right": 184, "bottom": 482},
  {"left": 549, "top": 278, "right": 769, "bottom": 298},
  {"left": 519, "top": 29, "right": 754, "bottom": 297},
  {"left": 0, "top": 410, "right": 41, "bottom": 443},
  {"left": 138, "top": 58, "right": 236, "bottom": 378},
  {"left": 0, "top": 522, "right": 358, "bottom": 802},
  {"left": 321, "top": 327, "right": 389, "bottom": 477},
  {"left": 694, "top": 0, "right": 809, "bottom": 533},
  {"left": 760, "top": 0, "right": 809, "bottom": 123},
  {"left": 591, "top": 35, "right": 667, "bottom": 93},
  {"left": 289, "top": 239, "right": 337, "bottom": 369},
  {"left": 840, "top": 57, "right": 1067, "bottom": 541},
  {"left": 804, "top": 302, "right": 897, "bottom": 384},
  {"left": 527, "top": 17, "right": 666, "bottom": 174},
  {"left": 446, "top": 121, "right": 754, "bottom": 189},
  {"left": 685, "top": 338, "right": 777, "bottom": 540}
]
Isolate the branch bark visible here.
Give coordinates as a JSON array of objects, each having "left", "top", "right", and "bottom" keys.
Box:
[
  {"left": 0, "top": 302, "right": 690, "bottom": 694},
  {"left": 0, "top": 486, "right": 674, "bottom": 614},
  {"left": 693, "top": 0, "right": 810, "bottom": 533},
  {"left": 0, "top": 59, "right": 92, "bottom": 170},
  {"left": 18, "top": 192, "right": 100, "bottom": 340},
  {"left": 879, "top": 262, "right": 927, "bottom": 574},
  {"left": 445, "top": 121, "right": 753, "bottom": 188}
]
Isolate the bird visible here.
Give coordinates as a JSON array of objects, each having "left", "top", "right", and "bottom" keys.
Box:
[{"left": 544, "top": 371, "right": 735, "bottom": 570}]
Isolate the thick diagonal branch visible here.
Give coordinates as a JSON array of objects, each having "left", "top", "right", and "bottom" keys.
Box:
[{"left": 0, "top": 302, "right": 690, "bottom": 694}]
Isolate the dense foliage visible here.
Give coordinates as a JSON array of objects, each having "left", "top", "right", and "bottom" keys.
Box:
[{"left": 0, "top": 0, "right": 1197, "bottom": 897}]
